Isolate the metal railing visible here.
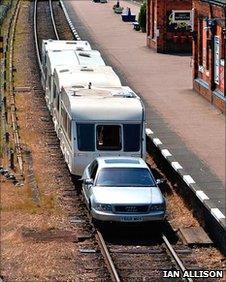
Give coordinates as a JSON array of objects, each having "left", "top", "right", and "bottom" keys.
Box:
[{"left": 0, "top": 1, "right": 12, "bottom": 26}]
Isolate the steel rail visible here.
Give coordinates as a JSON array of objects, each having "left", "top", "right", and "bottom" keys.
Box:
[
  {"left": 33, "top": 0, "right": 45, "bottom": 79},
  {"left": 162, "top": 234, "right": 193, "bottom": 282},
  {"left": 96, "top": 230, "right": 121, "bottom": 282},
  {"left": 49, "top": 0, "right": 59, "bottom": 40}
]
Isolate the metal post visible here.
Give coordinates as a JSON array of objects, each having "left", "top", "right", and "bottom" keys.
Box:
[
  {"left": 5, "top": 132, "right": 9, "bottom": 143},
  {"left": 9, "top": 149, "right": 14, "bottom": 169}
]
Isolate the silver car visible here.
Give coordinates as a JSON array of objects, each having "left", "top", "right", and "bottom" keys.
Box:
[{"left": 81, "top": 157, "right": 166, "bottom": 223}]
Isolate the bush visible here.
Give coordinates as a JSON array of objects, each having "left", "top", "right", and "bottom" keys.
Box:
[{"left": 138, "top": 1, "right": 146, "bottom": 32}]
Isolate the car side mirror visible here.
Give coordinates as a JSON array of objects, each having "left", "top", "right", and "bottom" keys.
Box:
[
  {"left": 84, "top": 178, "right": 93, "bottom": 185},
  {"left": 156, "top": 178, "right": 166, "bottom": 185}
]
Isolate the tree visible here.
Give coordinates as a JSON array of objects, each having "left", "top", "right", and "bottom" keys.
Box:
[{"left": 138, "top": 1, "right": 146, "bottom": 32}]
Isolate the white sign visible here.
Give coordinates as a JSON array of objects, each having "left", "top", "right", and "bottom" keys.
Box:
[{"left": 172, "top": 9, "right": 194, "bottom": 31}]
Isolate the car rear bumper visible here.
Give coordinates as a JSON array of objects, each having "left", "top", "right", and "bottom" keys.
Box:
[{"left": 91, "top": 209, "right": 165, "bottom": 222}]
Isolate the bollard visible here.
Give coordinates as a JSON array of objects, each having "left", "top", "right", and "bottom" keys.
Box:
[
  {"left": 3, "top": 96, "right": 6, "bottom": 107},
  {"left": 5, "top": 132, "right": 10, "bottom": 143},
  {"left": 0, "top": 36, "right": 3, "bottom": 55},
  {"left": 9, "top": 149, "right": 14, "bottom": 169}
]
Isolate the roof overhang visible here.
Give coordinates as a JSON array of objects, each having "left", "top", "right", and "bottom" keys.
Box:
[{"left": 201, "top": 0, "right": 226, "bottom": 8}]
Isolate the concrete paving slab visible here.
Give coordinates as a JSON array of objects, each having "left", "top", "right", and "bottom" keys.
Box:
[{"left": 178, "top": 227, "right": 213, "bottom": 245}]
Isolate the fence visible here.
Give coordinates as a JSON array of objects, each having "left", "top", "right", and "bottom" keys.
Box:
[{"left": 0, "top": 1, "right": 12, "bottom": 26}]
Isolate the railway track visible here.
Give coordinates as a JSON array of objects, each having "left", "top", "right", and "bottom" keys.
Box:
[
  {"left": 34, "top": 0, "right": 58, "bottom": 77},
  {"left": 96, "top": 226, "right": 195, "bottom": 281},
  {"left": 31, "top": 1, "right": 224, "bottom": 281}
]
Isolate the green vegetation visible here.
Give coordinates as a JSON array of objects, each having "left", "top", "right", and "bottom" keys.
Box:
[{"left": 138, "top": 1, "right": 146, "bottom": 32}]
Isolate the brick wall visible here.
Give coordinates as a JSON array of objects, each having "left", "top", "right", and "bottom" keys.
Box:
[
  {"left": 147, "top": 0, "right": 192, "bottom": 53},
  {"left": 193, "top": 0, "right": 225, "bottom": 112}
]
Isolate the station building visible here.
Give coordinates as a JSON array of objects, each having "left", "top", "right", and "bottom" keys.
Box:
[
  {"left": 146, "top": 0, "right": 192, "bottom": 53},
  {"left": 192, "top": 0, "right": 226, "bottom": 111}
]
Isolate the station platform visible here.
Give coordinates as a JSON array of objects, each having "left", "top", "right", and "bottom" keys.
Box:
[{"left": 62, "top": 0, "right": 225, "bottom": 235}]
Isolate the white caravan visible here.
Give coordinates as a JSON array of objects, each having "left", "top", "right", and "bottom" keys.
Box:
[
  {"left": 41, "top": 39, "right": 92, "bottom": 69},
  {"left": 43, "top": 49, "right": 105, "bottom": 111},
  {"left": 52, "top": 65, "right": 122, "bottom": 133},
  {"left": 58, "top": 86, "right": 146, "bottom": 175}
]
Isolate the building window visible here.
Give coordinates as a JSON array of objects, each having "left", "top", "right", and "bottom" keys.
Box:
[
  {"left": 206, "top": 28, "right": 210, "bottom": 70},
  {"left": 221, "top": 29, "right": 225, "bottom": 60},
  {"left": 96, "top": 125, "right": 121, "bottom": 151},
  {"left": 153, "top": 1, "right": 157, "bottom": 39},
  {"left": 198, "top": 18, "right": 203, "bottom": 66}
]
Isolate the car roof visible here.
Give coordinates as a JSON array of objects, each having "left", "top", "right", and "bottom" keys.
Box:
[{"left": 96, "top": 157, "right": 148, "bottom": 169}]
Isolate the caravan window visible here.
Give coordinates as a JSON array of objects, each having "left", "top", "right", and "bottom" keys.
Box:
[
  {"left": 61, "top": 105, "right": 71, "bottom": 141},
  {"left": 123, "top": 124, "right": 141, "bottom": 152},
  {"left": 77, "top": 124, "right": 95, "bottom": 151},
  {"left": 68, "top": 118, "right": 71, "bottom": 141},
  {"left": 48, "top": 75, "right": 51, "bottom": 92},
  {"left": 56, "top": 92, "right": 60, "bottom": 111},
  {"left": 53, "top": 82, "right": 57, "bottom": 99},
  {"left": 61, "top": 106, "right": 68, "bottom": 131},
  {"left": 96, "top": 125, "right": 121, "bottom": 151}
]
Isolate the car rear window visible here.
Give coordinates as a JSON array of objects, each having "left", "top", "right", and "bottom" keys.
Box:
[{"left": 96, "top": 168, "right": 156, "bottom": 187}]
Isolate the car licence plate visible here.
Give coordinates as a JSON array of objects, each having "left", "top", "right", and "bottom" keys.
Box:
[{"left": 120, "top": 216, "right": 143, "bottom": 222}]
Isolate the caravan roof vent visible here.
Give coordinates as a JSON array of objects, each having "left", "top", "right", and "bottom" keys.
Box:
[
  {"left": 76, "top": 47, "right": 84, "bottom": 51},
  {"left": 78, "top": 52, "right": 91, "bottom": 57},
  {"left": 111, "top": 89, "right": 135, "bottom": 98},
  {"left": 80, "top": 66, "right": 93, "bottom": 72},
  {"left": 69, "top": 89, "right": 81, "bottom": 96},
  {"left": 71, "top": 85, "right": 85, "bottom": 89},
  {"left": 59, "top": 69, "right": 70, "bottom": 73}
]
